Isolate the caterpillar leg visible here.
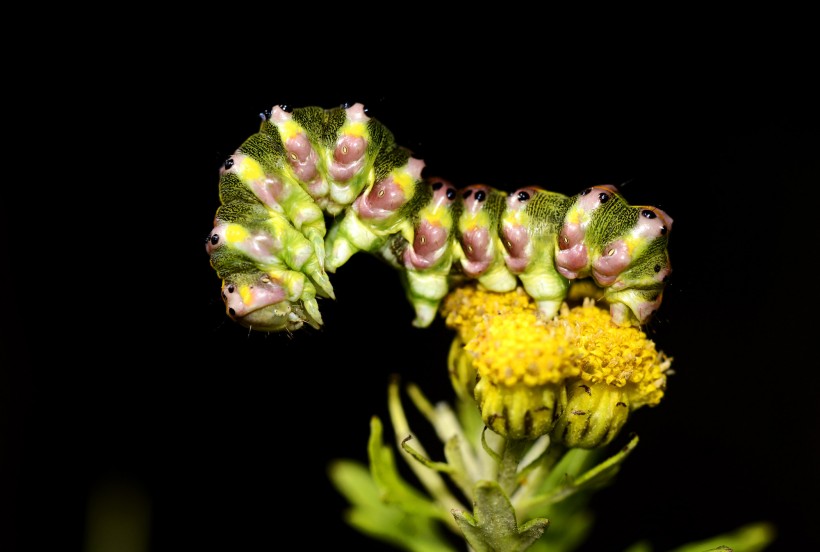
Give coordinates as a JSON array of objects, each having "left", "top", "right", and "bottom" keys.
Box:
[
  {"left": 476, "top": 265, "right": 518, "bottom": 293},
  {"left": 607, "top": 290, "right": 664, "bottom": 326},
  {"left": 517, "top": 270, "right": 570, "bottom": 321},
  {"left": 403, "top": 271, "right": 450, "bottom": 328},
  {"left": 324, "top": 211, "right": 385, "bottom": 272}
]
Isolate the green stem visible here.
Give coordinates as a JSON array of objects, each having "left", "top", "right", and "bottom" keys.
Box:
[{"left": 497, "top": 438, "right": 530, "bottom": 496}]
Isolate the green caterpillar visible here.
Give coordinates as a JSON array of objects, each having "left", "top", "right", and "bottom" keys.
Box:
[{"left": 206, "top": 102, "right": 673, "bottom": 332}]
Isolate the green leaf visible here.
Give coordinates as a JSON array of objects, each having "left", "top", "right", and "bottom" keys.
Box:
[
  {"left": 453, "top": 480, "right": 549, "bottom": 552},
  {"left": 345, "top": 507, "right": 456, "bottom": 552},
  {"left": 328, "top": 425, "right": 458, "bottom": 552},
  {"left": 667, "top": 521, "right": 776, "bottom": 552},
  {"left": 388, "top": 378, "right": 467, "bottom": 522},
  {"left": 521, "top": 434, "right": 638, "bottom": 511},
  {"left": 573, "top": 433, "right": 639, "bottom": 488},
  {"left": 530, "top": 447, "right": 597, "bottom": 498},
  {"left": 328, "top": 459, "right": 385, "bottom": 509},
  {"left": 367, "top": 416, "right": 448, "bottom": 521}
]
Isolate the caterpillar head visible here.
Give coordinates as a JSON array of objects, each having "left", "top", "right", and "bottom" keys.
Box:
[{"left": 219, "top": 272, "right": 322, "bottom": 332}]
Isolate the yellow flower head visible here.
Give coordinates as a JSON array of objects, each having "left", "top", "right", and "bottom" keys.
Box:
[
  {"left": 441, "top": 284, "right": 672, "bottom": 443},
  {"left": 443, "top": 285, "right": 536, "bottom": 343},
  {"left": 559, "top": 299, "right": 672, "bottom": 409}
]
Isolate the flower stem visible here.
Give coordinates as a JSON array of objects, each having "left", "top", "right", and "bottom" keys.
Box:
[{"left": 498, "top": 438, "right": 530, "bottom": 496}]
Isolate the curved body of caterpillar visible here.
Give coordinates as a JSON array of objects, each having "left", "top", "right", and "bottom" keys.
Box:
[{"left": 206, "top": 103, "right": 673, "bottom": 332}]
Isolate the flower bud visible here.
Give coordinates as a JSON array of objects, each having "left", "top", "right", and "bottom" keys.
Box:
[
  {"left": 441, "top": 286, "right": 672, "bottom": 445},
  {"left": 551, "top": 380, "right": 630, "bottom": 449},
  {"left": 473, "top": 378, "right": 566, "bottom": 440}
]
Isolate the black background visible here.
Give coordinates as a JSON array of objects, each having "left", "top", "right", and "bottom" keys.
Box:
[{"left": 3, "top": 53, "right": 818, "bottom": 551}]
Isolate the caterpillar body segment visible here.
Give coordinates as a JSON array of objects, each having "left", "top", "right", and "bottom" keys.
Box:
[
  {"left": 497, "top": 186, "right": 574, "bottom": 323},
  {"left": 206, "top": 103, "right": 673, "bottom": 333},
  {"left": 219, "top": 150, "right": 329, "bottom": 270},
  {"left": 260, "top": 103, "right": 413, "bottom": 216},
  {"left": 454, "top": 184, "right": 520, "bottom": 293},
  {"left": 554, "top": 186, "right": 673, "bottom": 325},
  {"left": 324, "top": 155, "right": 427, "bottom": 272},
  {"left": 397, "top": 178, "right": 460, "bottom": 327},
  {"left": 206, "top": 215, "right": 334, "bottom": 299}
]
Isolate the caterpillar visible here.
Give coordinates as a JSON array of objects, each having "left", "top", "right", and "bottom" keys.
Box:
[{"left": 206, "top": 102, "right": 673, "bottom": 333}]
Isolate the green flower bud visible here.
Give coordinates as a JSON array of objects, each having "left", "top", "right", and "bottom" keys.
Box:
[
  {"left": 551, "top": 380, "right": 630, "bottom": 449},
  {"left": 474, "top": 378, "right": 566, "bottom": 441}
]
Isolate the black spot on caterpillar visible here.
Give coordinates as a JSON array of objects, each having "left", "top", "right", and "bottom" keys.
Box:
[{"left": 205, "top": 103, "right": 673, "bottom": 332}]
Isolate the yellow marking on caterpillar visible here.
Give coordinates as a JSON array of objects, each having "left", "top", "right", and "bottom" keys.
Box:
[
  {"left": 503, "top": 208, "right": 531, "bottom": 226},
  {"left": 235, "top": 156, "right": 265, "bottom": 181},
  {"left": 624, "top": 235, "right": 639, "bottom": 254},
  {"left": 624, "top": 233, "right": 652, "bottom": 255},
  {"left": 238, "top": 285, "right": 253, "bottom": 305},
  {"left": 392, "top": 170, "right": 416, "bottom": 193},
  {"left": 225, "top": 224, "right": 250, "bottom": 243},
  {"left": 279, "top": 120, "right": 304, "bottom": 141},
  {"left": 268, "top": 215, "right": 292, "bottom": 235},
  {"left": 341, "top": 122, "right": 367, "bottom": 138},
  {"left": 419, "top": 203, "right": 452, "bottom": 225},
  {"left": 565, "top": 206, "right": 584, "bottom": 225},
  {"left": 460, "top": 210, "right": 490, "bottom": 231}
]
